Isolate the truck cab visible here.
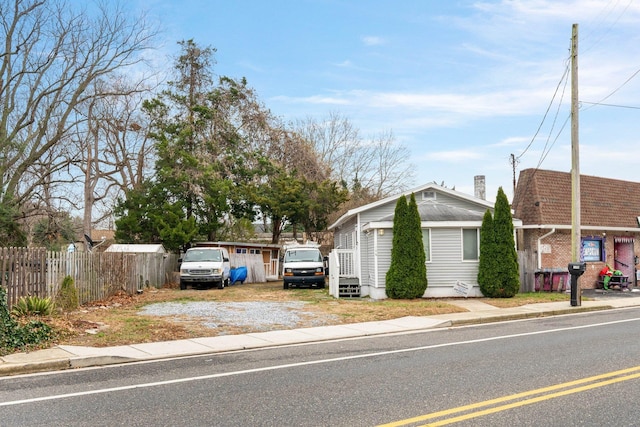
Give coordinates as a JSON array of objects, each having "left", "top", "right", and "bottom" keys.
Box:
[
  {"left": 282, "top": 246, "right": 326, "bottom": 289},
  {"left": 179, "top": 247, "right": 230, "bottom": 290}
]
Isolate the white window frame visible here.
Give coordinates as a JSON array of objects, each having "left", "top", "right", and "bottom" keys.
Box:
[
  {"left": 462, "top": 228, "right": 479, "bottom": 261},
  {"left": 422, "top": 191, "right": 436, "bottom": 201},
  {"left": 422, "top": 229, "right": 432, "bottom": 263}
]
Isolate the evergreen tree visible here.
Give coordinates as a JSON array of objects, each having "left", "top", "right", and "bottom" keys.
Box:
[
  {"left": 386, "top": 193, "right": 428, "bottom": 299},
  {"left": 490, "top": 187, "right": 520, "bottom": 297},
  {"left": 386, "top": 195, "right": 408, "bottom": 298},
  {"left": 478, "top": 209, "right": 499, "bottom": 296},
  {"left": 405, "top": 193, "right": 428, "bottom": 297}
]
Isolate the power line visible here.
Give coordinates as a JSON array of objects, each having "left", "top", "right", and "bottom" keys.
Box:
[
  {"left": 581, "top": 0, "right": 634, "bottom": 54},
  {"left": 582, "top": 66, "right": 640, "bottom": 111},
  {"left": 514, "top": 57, "right": 571, "bottom": 161},
  {"left": 581, "top": 101, "right": 640, "bottom": 110}
]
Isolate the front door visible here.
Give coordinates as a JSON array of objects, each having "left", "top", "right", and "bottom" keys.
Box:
[{"left": 613, "top": 237, "right": 634, "bottom": 284}]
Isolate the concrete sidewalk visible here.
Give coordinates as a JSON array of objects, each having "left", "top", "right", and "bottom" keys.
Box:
[{"left": 2, "top": 293, "right": 639, "bottom": 377}]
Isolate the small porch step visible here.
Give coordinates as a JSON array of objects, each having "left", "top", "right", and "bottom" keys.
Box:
[{"left": 339, "top": 278, "right": 360, "bottom": 298}]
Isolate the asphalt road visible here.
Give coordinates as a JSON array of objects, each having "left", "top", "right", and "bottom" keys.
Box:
[{"left": 3, "top": 308, "right": 640, "bottom": 426}]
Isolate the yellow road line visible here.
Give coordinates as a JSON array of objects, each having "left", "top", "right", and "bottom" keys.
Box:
[{"left": 378, "top": 365, "right": 640, "bottom": 427}]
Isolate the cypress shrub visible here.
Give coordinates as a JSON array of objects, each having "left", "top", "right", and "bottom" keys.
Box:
[
  {"left": 386, "top": 193, "right": 428, "bottom": 299},
  {"left": 385, "top": 195, "right": 408, "bottom": 298},
  {"left": 488, "top": 187, "right": 520, "bottom": 297},
  {"left": 478, "top": 209, "right": 498, "bottom": 296}
]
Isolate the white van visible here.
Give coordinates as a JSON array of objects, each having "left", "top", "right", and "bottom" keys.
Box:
[
  {"left": 179, "top": 247, "right": 230, "bottom": 290},
  {"left": 282, "top": 246, "right": 326, "bottom": 289}
]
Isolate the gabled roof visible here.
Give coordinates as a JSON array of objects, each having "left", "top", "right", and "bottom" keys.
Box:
[
  {"left": 329, "top": 182, "right": 494, "bottom": 230},
  {"left": 105, "top": 244, "right": 166, "bottom": 253},
  {"left": 512, "top": 168, "right": 640, "bottom": 229},
  {"left": 379, "top": 200, "right": 486, "bottom": 222}
]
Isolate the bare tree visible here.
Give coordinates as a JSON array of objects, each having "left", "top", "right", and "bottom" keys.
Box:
[
  {"left": 294, "top": 112, "right": 414, "bottom": 200},
  {"left": 358, "top": 130, "right": 415, "bottom": 198},
  {"left": 294, "top": 111, "right": 360, "bottom": 186},
  {"left": 0, "top": 0, "right": 157, "bottom": 227},
  {"left": 73, "top": 76, "right": 156, "bottom": 247}
]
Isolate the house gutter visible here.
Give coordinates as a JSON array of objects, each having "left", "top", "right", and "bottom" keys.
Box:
[{"left": 537, "top": 228, "right": 556, "bottom": 270}]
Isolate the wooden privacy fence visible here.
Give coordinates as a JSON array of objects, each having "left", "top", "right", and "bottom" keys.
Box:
[
  {"left": 518, "top": 249, "right": 537, "bottom": 293},
  {"left": 1, "top": 247, "right": 179, "bottom": 308}
]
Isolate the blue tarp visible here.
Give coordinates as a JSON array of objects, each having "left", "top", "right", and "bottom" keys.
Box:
[{"left": 229, "top": 266, "right": 247, "bottom": 285}]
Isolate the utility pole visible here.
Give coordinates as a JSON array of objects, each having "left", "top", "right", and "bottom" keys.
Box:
[
  {"left": 569, "top": 23, "right": 584, "bottom": 306},
  {"left": 510, "top": 153, "right": 518, "bottom": 196}
]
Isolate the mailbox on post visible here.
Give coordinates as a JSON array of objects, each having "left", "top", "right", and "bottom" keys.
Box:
[{"left": 568, "top": 262, "right": 586, "bottom": 306}]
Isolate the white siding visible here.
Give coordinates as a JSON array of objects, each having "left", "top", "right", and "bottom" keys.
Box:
[
  {"left": 331, "top": 187, "right": 489, "bottom": 298},
  {"left": 427, "top": 228, "right": 479, "bottom": 288},
  {"left": 375, "top": 232, "right": 394, "bottom": 288},
  {"left": 370, "top": 227, "right": 479, "bottom": 295},
  {"left": 359, "top": 200, "right": 398, "bottom": 223},
  {"left": 430, "top": 192, "right": 491, "bottom": 213},
  {"left": 335, "top": 217, "right": 357, "bottom": 250},
  {"left": 361, "top": 230, "right": 374, "bottom": 294}
]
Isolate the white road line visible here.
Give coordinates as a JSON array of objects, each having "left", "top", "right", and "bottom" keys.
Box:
[{"left": 2, "top": 316, "right": 640, "bottom": 407}]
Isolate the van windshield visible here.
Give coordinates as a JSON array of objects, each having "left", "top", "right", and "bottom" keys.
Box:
[
  {"left": 183, "top": 249, "right": 222, "bottom": 262},
  {"left": 284, "top": 249, "right": 322, "bottom": 263}
]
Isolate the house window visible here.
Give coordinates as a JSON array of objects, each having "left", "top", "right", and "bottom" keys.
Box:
[
  {"left": 250, "top": 249, "right": 261, "bottom": 254},
  {"left": 462, "top": 229, "right": 479, "bottom": 261},
  {"left": 236, "top": 248, "right": 247, "bottom": 254},
  {"left": 581, "top": 237, "right": 604, "bottom": 262},
  {"left": 422, "top": 191, "right": 436, "bottom": 201},
  {"left": 422, "top": 229, "right": 431, "bottom": 262}
]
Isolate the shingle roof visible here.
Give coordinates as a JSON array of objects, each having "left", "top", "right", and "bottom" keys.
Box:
[
  {"left": 328, "top": 182, "right": 493, "bottom": 230},
  {"left": 512, "top": 168, "right": 640, "bottom": 228},
  {"left": 379, "top": 201, "right": 486, "bottom": 222}
]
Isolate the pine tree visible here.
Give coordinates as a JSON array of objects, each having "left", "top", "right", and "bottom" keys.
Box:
[
  {"left": 491, "top": 187, "right": 520, "bottom": 297},
  {"left": 386, "top": 193, "right": 428, "bottom": 299},
  {"left": 406, "top": 193, "right": 428, "bottom": 297},
  {"left": 385, "top": 195, "right": 408, "bottom": 298},
  {"left": 478, "top": 209, "right": 498, "bottom": 296}
]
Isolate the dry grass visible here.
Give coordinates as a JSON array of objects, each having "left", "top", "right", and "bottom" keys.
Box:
[{"left": 38, "top": 282, "right": 569, "bottom": 349}]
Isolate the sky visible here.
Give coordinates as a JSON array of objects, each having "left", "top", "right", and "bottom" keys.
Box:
[{"left": 131, "top": 0, "right": 640, "bottom": 201}]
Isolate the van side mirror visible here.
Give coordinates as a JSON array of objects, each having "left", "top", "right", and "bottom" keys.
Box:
[{"left": 223, "top": 257, "right": 229, "bottom": 262}]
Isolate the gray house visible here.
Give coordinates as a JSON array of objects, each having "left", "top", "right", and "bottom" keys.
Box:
[{"left": 328, "top": 183, "right": 522, "bottom": 299}]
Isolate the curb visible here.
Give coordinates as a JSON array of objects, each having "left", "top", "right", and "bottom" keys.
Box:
[
  {"left": 0, "top": 359, "right": 70, "bottom": 376},
  {"left": 69, "top": 355, "right": 138, "bottom": 369},
  {"left": 0, "top": 304, "right": 621, "bottom": 377},
  {"left": 448, "top": 305, "right": 612, "bottom": 326}
]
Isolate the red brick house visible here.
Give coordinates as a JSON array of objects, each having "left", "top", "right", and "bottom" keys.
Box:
[{"left": 512, "top": 169, "right": 640, "bottom": 291}]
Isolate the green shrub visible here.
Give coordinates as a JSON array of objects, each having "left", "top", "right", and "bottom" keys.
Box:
[
  {"left": 11, "top": 295, "right": 55, "bottom": 316},
  {"left": 478, "top": 187, "right": 520, "bottom": 297},
  {"left": 386, "top": 193, "right": 428, "bottom": 299},
  {"left": 56, "top": 275, "right": 79, "bottom": 311},
  {"left": 0, "top": 286, "right": 54, "bottom": 354},
  {"left": 478, "top": 209, "right": 497, "bottom": 296}
]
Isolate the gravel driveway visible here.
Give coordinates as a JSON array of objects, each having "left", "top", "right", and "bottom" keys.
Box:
[{"left": 138, "top": 301, "right": 339, "bottom": 333}]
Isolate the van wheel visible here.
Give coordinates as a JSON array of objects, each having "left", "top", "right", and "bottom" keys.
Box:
[
  {"left": 224, "top": 278, "right": 230, "bottom": 287},
  {"left": 217, "top": 280, "right": 224, "bottom": 289},
  {"left": 283, "top": 282, "right": 289, "bottom": 290},
  {"left": 180, "top": 282, "right": 186, "bottom": 290}
]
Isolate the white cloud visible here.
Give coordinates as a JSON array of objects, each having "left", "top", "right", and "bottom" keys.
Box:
[
  {"left": 334, "top": 60, "right": 353, "bottom": 68},
  {"left": 362, "top": 36, "right": 385, "bottom": 46}
]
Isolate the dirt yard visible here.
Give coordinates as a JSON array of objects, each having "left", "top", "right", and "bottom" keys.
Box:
[{"left": 40, "top": 281, "right": 568, "bottom": 349}]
